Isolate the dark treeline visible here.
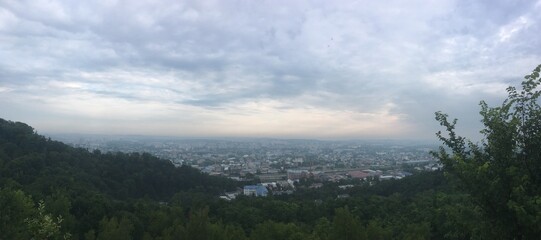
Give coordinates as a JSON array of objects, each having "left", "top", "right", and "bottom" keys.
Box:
[{"left": 0, "top": 119, "right": 239, "bottom": 200}]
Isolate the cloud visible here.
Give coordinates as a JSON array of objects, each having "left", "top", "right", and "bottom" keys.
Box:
[
  {"left": 499, "top": 16, "right": 531, "bottom": 42},
  {"left": 1, "top": 0, "right": 541, "bottom": 139}
]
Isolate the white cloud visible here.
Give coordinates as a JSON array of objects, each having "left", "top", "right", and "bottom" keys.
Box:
[
  {"left": 1, "top": 0, "right": 540, "bottom": 139},
  {"left": 498, "top": 16, "right": 531, "bottom": 42},
  {"left": 0, "top": 86, "right": 12, "bottom": 93}
]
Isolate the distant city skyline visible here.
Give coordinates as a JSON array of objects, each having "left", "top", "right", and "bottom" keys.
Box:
[
  {"left": 1, "top": 0, "right": 541, "bottom": 140},
  {"left": 46, "top": 132, "right": 440, "bottom": 144}
]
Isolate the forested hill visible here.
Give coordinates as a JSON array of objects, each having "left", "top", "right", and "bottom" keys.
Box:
[{"left": 0, "top": 118, "right": 239, "bottom": 201}]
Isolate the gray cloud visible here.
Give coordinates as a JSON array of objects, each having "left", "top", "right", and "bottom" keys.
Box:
[{"left": 1, "top": 0, "right": 540, "bottom": 139}]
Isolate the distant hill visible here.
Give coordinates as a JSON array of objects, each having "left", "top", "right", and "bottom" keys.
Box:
[{"left": 0, "top": 118, "right": 239, "bottom": 201}]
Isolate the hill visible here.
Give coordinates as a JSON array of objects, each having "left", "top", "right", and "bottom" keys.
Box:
[{"left": 0, "top": 118, "right": 239, "bottom": 201}]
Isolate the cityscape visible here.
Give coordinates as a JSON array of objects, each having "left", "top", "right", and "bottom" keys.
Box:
[{"left": 50, "top": 134, "right": 441, "bottom": 198}]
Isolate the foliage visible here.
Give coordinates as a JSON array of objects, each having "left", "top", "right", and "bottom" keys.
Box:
[
  {"left": 434, "top": 64, "right": 541, "bottom": 239},
  {"left": 25, "top": 200, "right": 71, "bottom": 240},
  {"left": 0, "top": 188, "right": 35, "bottom": 239},
  {"left": 330, "top": 206, "right": 366, "bottom": 240},
  {"left": 95, "top": 216, "right": 134, "bottom": 240}
]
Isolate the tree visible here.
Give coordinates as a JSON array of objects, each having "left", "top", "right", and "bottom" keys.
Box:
[
  {"left": 365, "top": 220, "right": 391, "bottom": 240},
  {"left": 250, "top": 221, "right": 305, "bottom": 240},
  {"left": 0, "top": 188, "right": 34, "bottom": 239},
  {"left": 312, "top": 217, "right": 332, "bottom": 240},
  {"left": 330, "top": 206, "right": 366, "bottom": 240},
  {"left": 96, "top": 216, "right": 134, "bottom": 240},
  {"left": 25, "top": 200, "right": 71, "bottom": 240},
  {"left": 186, "top": 207, "right": 211, "bottom": 240},
  {"left": 434, "top": 64, "right": 541, "bottom": 239}
]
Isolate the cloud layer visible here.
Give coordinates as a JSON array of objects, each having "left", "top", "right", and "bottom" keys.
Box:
[{"left": 1, "top": 0, "right": 541, "bottom": 139}]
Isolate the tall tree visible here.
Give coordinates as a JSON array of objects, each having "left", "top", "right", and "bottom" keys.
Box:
[
  {"left": 96, "top": 216, "right": 134, "bottom": 240},
  {"left": 434, "top": 64, "right": 541, "bottom": 239},
  {"left": 330, "top": 206, "right": 366, "bottom": 240},
  {"left": 0, "top": 188, "right": 34, "bottom": 239}
]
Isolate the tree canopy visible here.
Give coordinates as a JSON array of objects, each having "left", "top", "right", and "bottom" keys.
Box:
[{"left": 434, "top": 64, "right": 541, "bottom": 239}]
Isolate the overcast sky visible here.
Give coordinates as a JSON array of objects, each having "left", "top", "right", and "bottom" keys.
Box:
[{"left": 1, "top": 0, "right": 540, "bottom": 140}]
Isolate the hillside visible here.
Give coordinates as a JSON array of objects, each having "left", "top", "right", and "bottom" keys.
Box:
[
  {"left": 0, "top": 118, "right": 243, "bottom": 239},
  {"left": 0, "top": 118, "right": 239, "bottom": 201}
]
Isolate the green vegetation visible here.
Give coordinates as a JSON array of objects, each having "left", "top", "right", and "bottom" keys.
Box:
[
  {"left": 1, "top": 65, "right": 540, "bottom": 239},
  {"left": 434, "top": 64, "right": 541, "bottom": 239}
]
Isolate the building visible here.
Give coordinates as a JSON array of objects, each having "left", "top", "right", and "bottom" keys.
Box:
[
  {"left": 348, "top": 170, "right": 371, "bottom": 179},
  {"left": 243, "top": 184, "right": 268, "bottom": 197},
  {"left": 287, "top": 169, "right": 309, "bottom": 180}
]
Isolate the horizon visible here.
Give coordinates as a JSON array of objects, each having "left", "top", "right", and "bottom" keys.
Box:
[
  {"left": 1, "top": 1, "right": 541, "bottom": 140},
  {"left": 43, "top": 131, "right": 440, "bottom": 144}
]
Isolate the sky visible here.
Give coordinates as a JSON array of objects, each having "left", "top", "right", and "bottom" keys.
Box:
[{"left": 1, "top": 0, "right": 540, "bottom": 140}]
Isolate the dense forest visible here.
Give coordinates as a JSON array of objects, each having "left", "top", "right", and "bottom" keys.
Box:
[{"left": 1, "top": 65, "right": 540, "bottom": 239}]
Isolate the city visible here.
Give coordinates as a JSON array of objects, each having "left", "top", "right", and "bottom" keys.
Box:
[{"left": 50, "top": 134, "right": 441, "bottom": 198}]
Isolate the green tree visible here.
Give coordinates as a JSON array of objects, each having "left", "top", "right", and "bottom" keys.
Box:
[
  {"left": 25, "top": 200, "right": 71, "bottom": 240},
  {"left": 250, "top": 221, "right": 305, "bottom": 240},
  {"left": 365, "top": 220, "right": 391, "bottom": 240},
  {"left": 185, "top": 207, "right": 211, "bottom": 240},
  {"left": 312, "top": 217, "right": 332, "bottom": 240},
  {"left": 208, "top": 222, "right": 248, "bottom": 240},
  {"left": 159, "top": 223, "right": 186, "bottom": 240},
  {"left": 434, "top": 64, "right": 541, "bottom": 239},
  {"left": 0, "top": 188, "right": 34, "bottom": 239},
  {"left": 83, "top": 230, "right": 96, "bottom": 240},
  {"left": 44, "top": 190, "right": 76, "bottom": 234},
  {"left": 330, "top": 206, "right": 366, "bottom": 240},
  {"left": 96, "top": 216, "right": 134, "bottom": 240},
  {"left": 400, "top": 222, "right": 430, "bottom": 240}
]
